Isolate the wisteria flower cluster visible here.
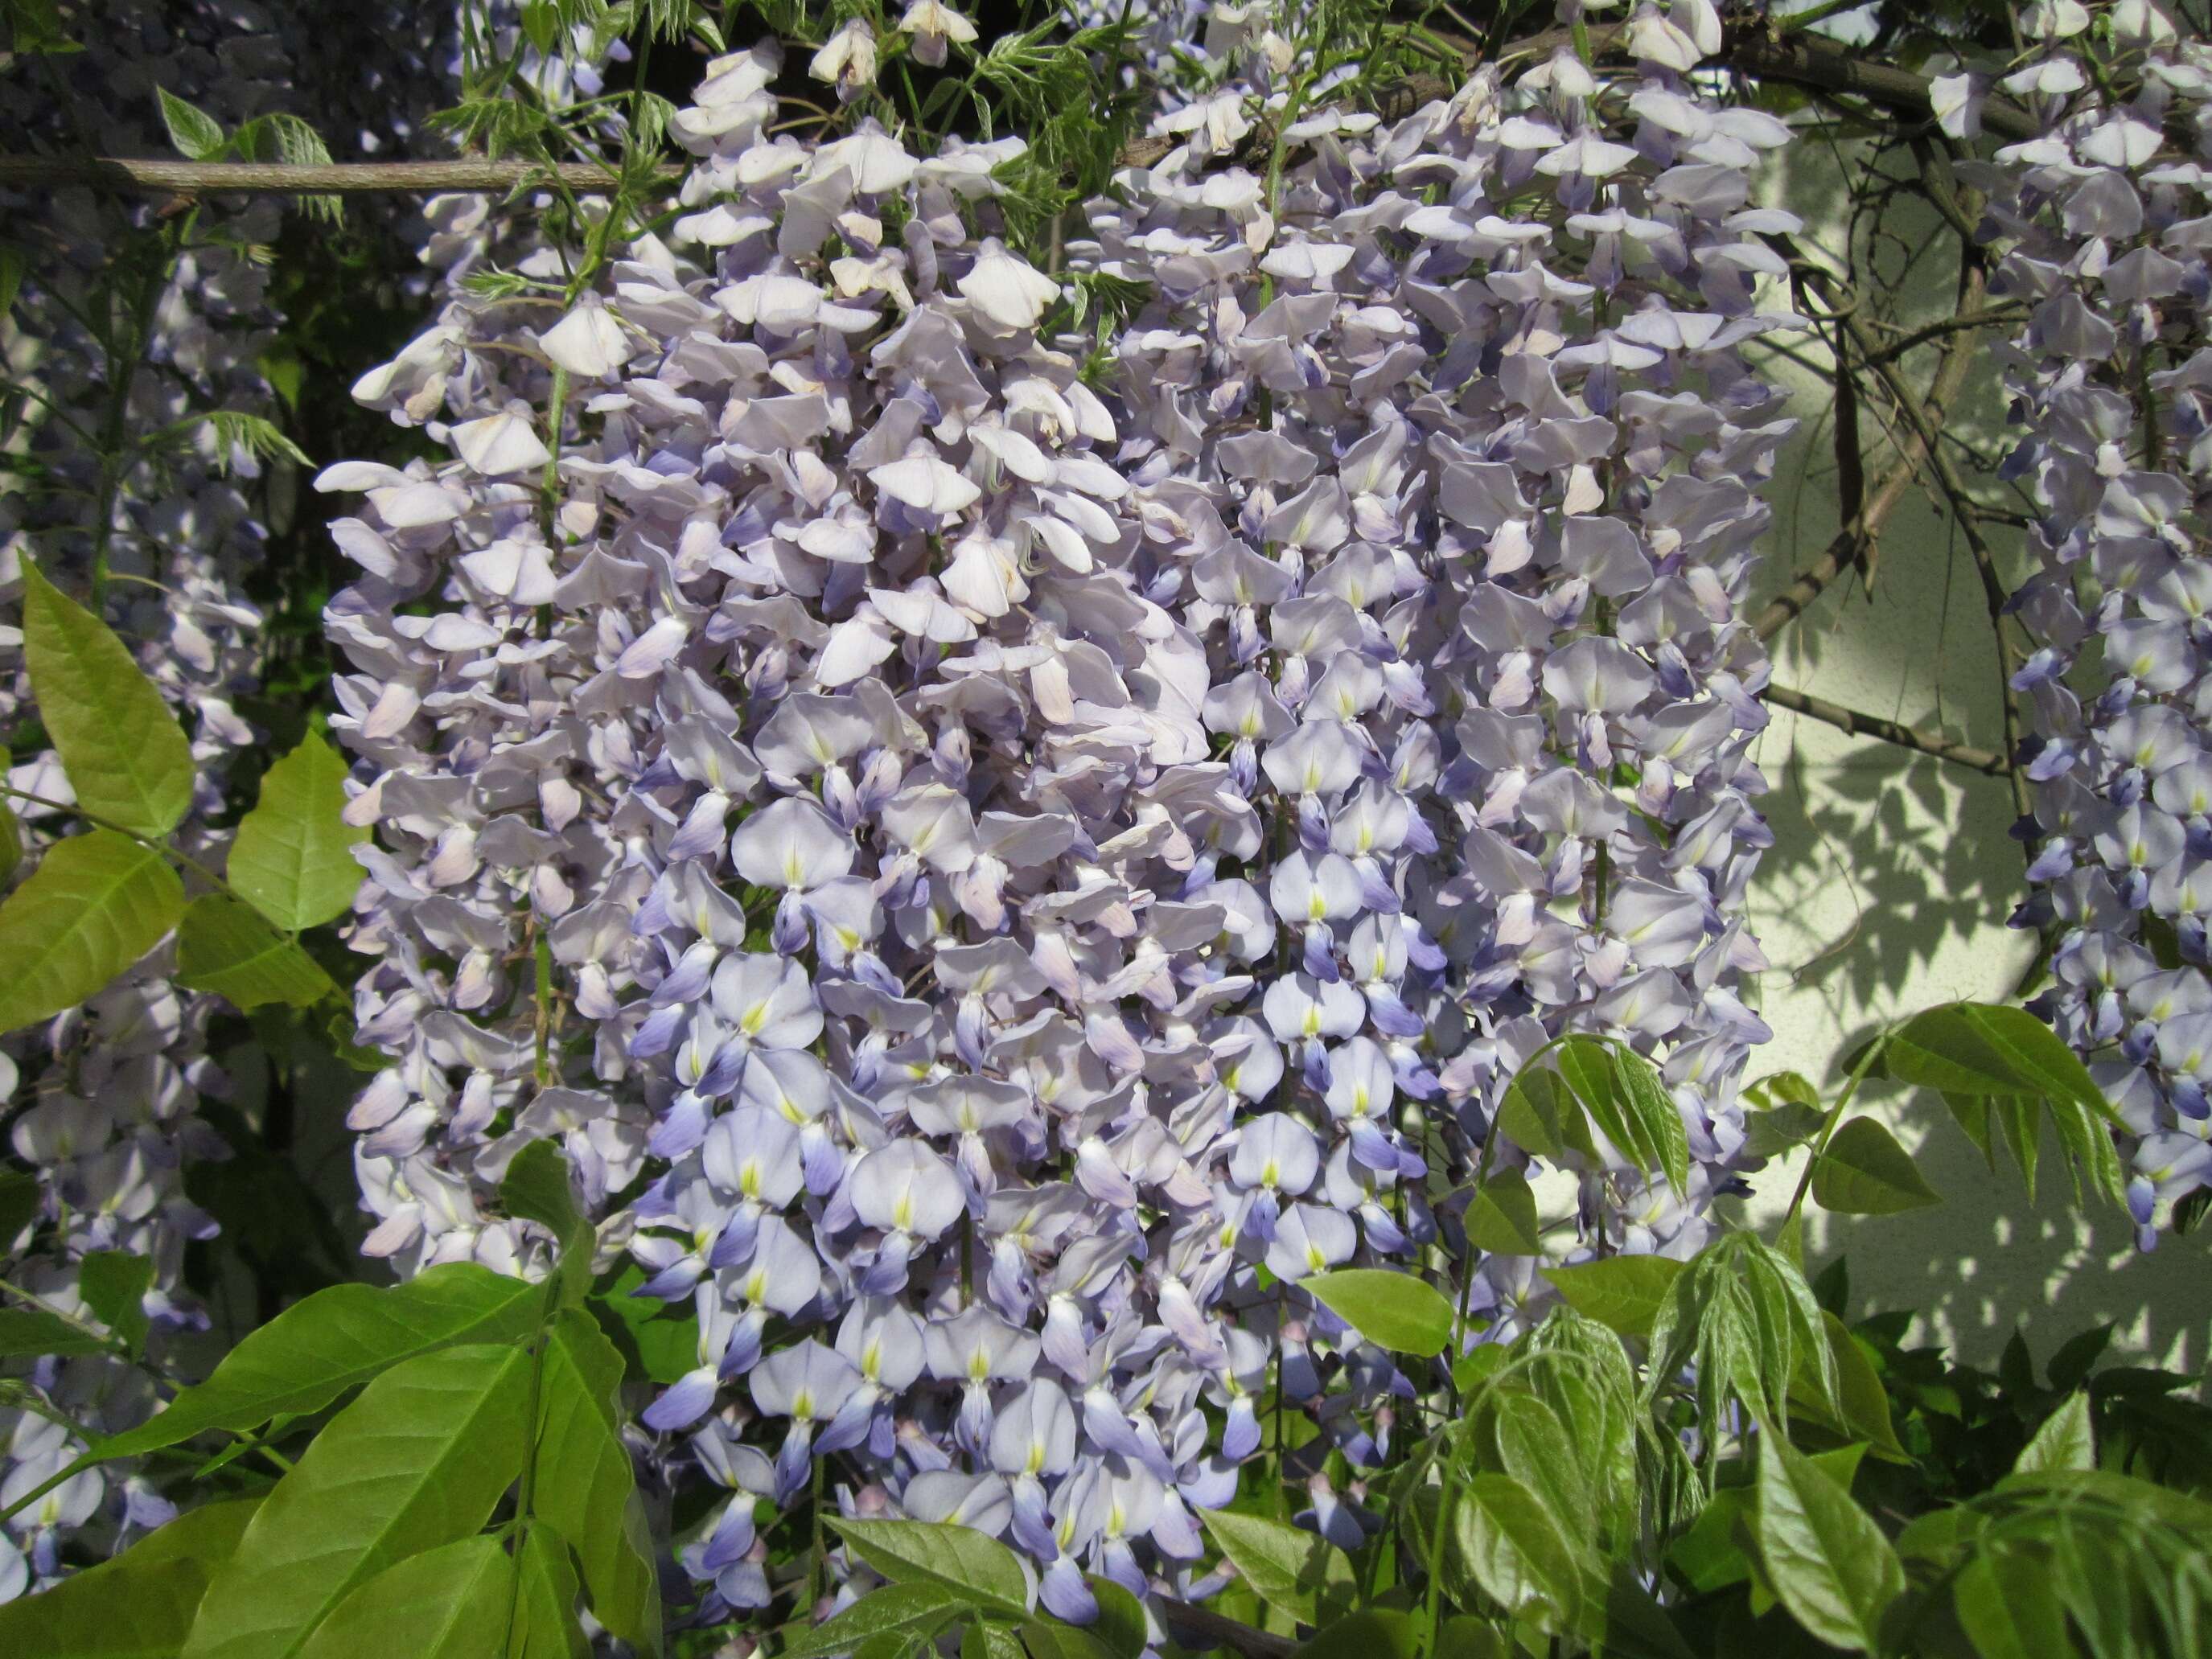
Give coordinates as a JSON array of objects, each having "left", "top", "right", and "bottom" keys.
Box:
[
  {"left": 1973, "top": 0, "right": 2212, "bottom": 1246},
  {"left": 0, "top": 1, "right": 308, "bottom": 1599},
  {"left": 318, "top": 0, "right": 1800, "bottom": 1621}
]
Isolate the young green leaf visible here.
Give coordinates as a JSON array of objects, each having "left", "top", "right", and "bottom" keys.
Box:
[
  {"left": 178, "top": 894, "right": 335, "bottom": 1010},
  {"left": 1751, "top": 1433, "right": 1903, "bottom": 1653},
  {"left": 180, "top": 1343, "right": 532, "bottom": 1659},
  {"left": 20, "top": 562, "right": 195, "bottom": 837},
  {"left": 80, "top": 1250, "right": 154, "bottom": 1355},
  {"left": 1948, "top": 1551, "right": 2070, "bottom": 1659},
  {"left": 1466, "top": 1170, "right": 1543, "bottom": 1255},
  {"left": 292, "top": 1538, "right": 509, "bottom": 1659},
  {"left": 531, "top": 1310, "right": 662, "bottom": 1655},
  {"left": 1541, "top": 1255, "right": 1684, "bottom": 1341},
  {"left": 827, "top": 1520, "right": 1032, "bottom": 1617},
  {"left": 0, "top": 799, "right": 20, "bottom": 883},
  {"left": 157, "top": 87, "right": 229, "bottom": 159},
  {"left": 2013, "top": 1392, "right": 2095, "bottom": 1476},
  {"left": 1810, "top": 1117, "right": 1942, "bottom": 1214},
  {"left": 1452, "top": 1473, "right": 1585, "bottom": 1634},
  {"left": 1301, "top": 1268, "right": 1454, "bottom": 1357},
  {"left": 1196, "top": 1508, "right": 1357, "bottom": 1625},
  {"left": 225, "top": 733, "right": 367, "bottom": 932},
  {"left": 0, "top": 1496, "right": 261, "bottom": 1658},
  {"left": 779, "top": 1584, "right": 964, "bottom": 1659},
  {"left": 0, "top": 831, "right": 184, "bottom": 1034}
]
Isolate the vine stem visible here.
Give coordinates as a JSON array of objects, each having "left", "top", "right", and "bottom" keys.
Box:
[{"left": 0, "top": 785, "right": 235, "bottom": 899}]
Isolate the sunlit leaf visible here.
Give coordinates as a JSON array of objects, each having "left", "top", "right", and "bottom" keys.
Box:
[
  {"left": 180, "top": 1344, "right": 531, "bottom": 1659},
  {"left": 20, "top": 561, "right": 195, "bottom": 837},
  {"left": 225, "top": 733, "right": 367, "bottom": 932},
  {"left": 1301, "top": 1268, "right": 1454, "bottom": 1357},
  {"left": 0, "top": 831, "right": 183, "bottom": 1035}
]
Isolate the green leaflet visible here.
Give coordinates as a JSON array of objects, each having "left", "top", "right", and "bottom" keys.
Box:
[
  {"left": 1290, "top": 1609, "right": 1419, "bottom": 1658},
  {"left": 1542, "top": 1255, "right": 1684, "bottom": 1341},
  {"left": 2013, "top": 1392, "right": 2095, "bottom": 1476},
  {"left": 0, "top": 1304, "right": 109, "bottom": 1357},
  {"left": 1465, "top": 1168, "right": 1543, "bottom": 1255},
  {"left": 1301, "top": 1267, "right": 1454, "bottom": 1357},
  {"left": 1197, "top": 1509, "right": 1358, "bottom": 1626},
  {"left": 501, "top": 1138, "right": 594, "bottom": 1310},
  {"left": 80, "top": 1249, "right": 154, "bottom": 1355},
  {"left": 157, "top": 86, "right": 228, "bottom": 159},
  {"left": 0, "top": 1497, "right": 261, "bottom": 1658},
  {"left": 224, "top": 734, "right": 367, "bottom": 932},
  {"left": 511, "top": 1527, "right": 590, "bottom": 1659},
  {"left": 0, "top": 799, "right": 20, "bottom": 882},
  {"left": 19, "top": 561, "right": 195, "bottom": 838},
  {"left": 180, "top": 1343, "right": 532, "bottom": 1659},
  {"left": 531, "top": 1310, "right": 662, "bottom": 1655},
  {"left": 1751, "top": 1433, "right": 1902, "bottom": 1653},
  {"left": 1882, "top": 1002, "right": 2124, "bottom": 1206},
  {"left": 1453, "top": 1472, "right": 1585, "bottom": 1635},
  {"left": 1810, "top": 1117, "right": 1942, "bottom": 1214},
  {"left": 780, "top": 1584, "right": 964, "bottom": 1659},
  {"left": 76, "top": 1263, "right": 541, "bottom": 1467},
  {"left": 828, "top": 1519, "right": 1033, "bottom": 1618},
  {"left": 292, "top": 1537, "right": 509, "bottom": 1659},
  {"left": 177, "top": 893, "right": 335, "bottom": 1010},
  {"left": 0, "top": 830, "right": 184, "bottom": 1035}
]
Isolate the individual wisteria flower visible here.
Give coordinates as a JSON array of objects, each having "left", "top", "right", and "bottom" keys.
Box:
[
  {"left": 315, "top": 0, "right": 1800, "bottom": 1629},
  {"left": 1976, "top": 0, "right": 2212, "bottom": 1246}
]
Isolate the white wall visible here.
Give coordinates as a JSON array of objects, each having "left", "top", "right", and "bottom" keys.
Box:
[{"left": 1735, "top": 146, "right": 2210, "bottom": 1373}]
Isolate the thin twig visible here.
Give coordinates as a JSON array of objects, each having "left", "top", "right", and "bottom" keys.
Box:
[
  {"left": 1762, "top": 684, "right": 2008, "bottom": 775},
  {"left": 2, "top": 30, "right": 2025, "bottom": 197},
  {"left": 1753, "top": 265, "right": 1988, "bottom": 643}
]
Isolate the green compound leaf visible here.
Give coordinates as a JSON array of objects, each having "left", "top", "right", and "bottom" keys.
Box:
[
  {"left": 180, "top": 1343, "right": 531, "bottom": 1659},
  {"left": 20, "top": 561, "right": 195, "bottom": 838},
  {"left": 177, "top": 894, "right": 335, "bottom": 1010},
  {"left": 0, "top": 1496, "right": 261, "bottom": 1659},
  {"left": 292, "top": 1538, "right": 508, "bottom": 1659},
  {"left": 1811, "top": 1117, "right": 1942, "bottom": 1215},
  {"left": 828, "top": 1519, "right": 1032, "bottom": 1619},
  {"left": 76, "top": 1263, "right": 542, "bottom": 1469},
  {"left": 1197, "top": 1508, "right": 1357, "bottom": 1626},
  {"left": 0, "top": 830, "right": 183, "bottom": 1035},
  {"left": 1301, "top": 1268, "right": 1454, "bottom": 1357},
  {"left": 532, "top": 1310, "right": 662, "bottom": 1655},
  {"left": 225, "top": 733, "right": 366, "bottom": 932},
  {"left": 1752, "top": 1433, "right": 1902, "bottom": 1653}
]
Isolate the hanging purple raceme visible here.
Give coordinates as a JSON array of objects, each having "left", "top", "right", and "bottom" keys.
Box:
[
  {"left": 1971, "top": 0, "right": 2212, "bottom": 1247},
  {"left": 319, "top": 0, "right": 1799, "bottom": 1624}
]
